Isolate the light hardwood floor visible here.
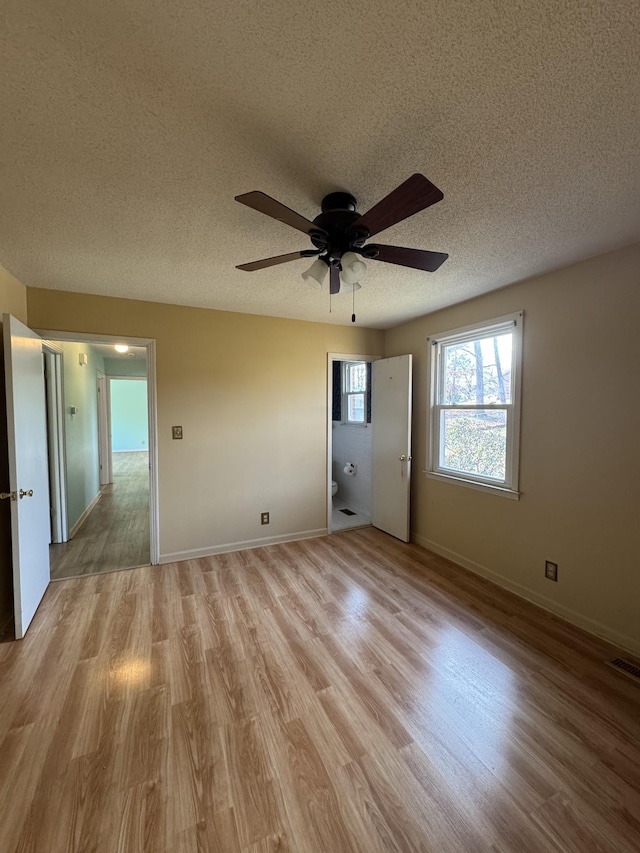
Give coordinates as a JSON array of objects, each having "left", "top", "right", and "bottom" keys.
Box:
[
  {"left": 50, "top": 451, "right": 150, "bottom": 580},
  {"left": 2, "top": 528, "right": 639, "bottom": 851}
]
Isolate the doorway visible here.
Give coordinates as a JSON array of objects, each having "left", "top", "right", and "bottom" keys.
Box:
[
  {"left": 327, "top": 352, "right": 414, "bottom": 542},
  {"left": 3, "top": 315, "right": 159, "bottom": 637},
  {"left": 49, "top": 345, "right": 151, "bottom": 578},
  {"left": 35, "top": 330, "right": 159, "bottom": 578},
  {"left": 327, "top": 353, "right": 378, "bottom": 533}
]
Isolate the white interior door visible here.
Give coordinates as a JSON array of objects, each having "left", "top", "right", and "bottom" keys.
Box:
[
  {"left": 3, "top": 314, "right": 51, "bottom": 638},
  {"left": 97, "top": 373, "right": 112, "bottom": 485},
  {"left": 372, "top": 354, "right": 413, "bottom": 542}
]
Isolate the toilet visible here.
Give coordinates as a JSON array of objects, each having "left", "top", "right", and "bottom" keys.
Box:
[{"left": 331, "top": 480, "right": 338, "bottom": 500}]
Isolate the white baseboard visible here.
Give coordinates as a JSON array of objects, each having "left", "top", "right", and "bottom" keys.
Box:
[
  {"left": 112, "top": 449, "right": 148, "bottom": 453},
  {"left": 412, "top": 533, "right": 640, "bottom": 658},
  {"left": 159, "top": 527, "right": 328, "bottom": 565},
  {"left": 68, "top": 491, "right": 102, "bottom": 539}
]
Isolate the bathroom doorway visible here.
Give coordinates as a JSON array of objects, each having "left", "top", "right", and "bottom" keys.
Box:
[{"left": 327, "top": 353, "right": 379, "bottom": 533}]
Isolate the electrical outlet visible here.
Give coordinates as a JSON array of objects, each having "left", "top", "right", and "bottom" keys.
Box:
[
  {"left": 172, "top": 426, "right": 183, "bottom": 440},
  {"left": 545, "top": 560, "right": 558, "bottom": 582},
  {"left": 261, "top": 512, "right": 270, "bottom": 525}
]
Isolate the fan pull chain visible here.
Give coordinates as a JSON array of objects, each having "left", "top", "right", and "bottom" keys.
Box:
[{"left": 352, "top": 283, "right": 356, "bottom": 323}]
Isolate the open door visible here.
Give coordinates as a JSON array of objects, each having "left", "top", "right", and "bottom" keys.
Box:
[
  {"left": 2, "top": 314, "right": 51, "bottom": 638},
  {"left": 97, "top": 373, "right": 112, "bottom": 486},
  {"left": 372, "top": 354, "right": 413, "bottom": 542}
]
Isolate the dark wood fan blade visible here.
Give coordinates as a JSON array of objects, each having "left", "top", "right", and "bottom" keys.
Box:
[
  {"left": 350, "top": 174, "right": 443, "bottom": 238},
  {"left": 235, "top": 191, "right": 327, "bottom": 237},
  {"left": 369, "top": 244, "right": 449, "bottom": 272},
  {"left": 236, "top": 250, "right": 318, "bottom": 272},
  {"left": 329, "top": 264, "right": 340, "bottom": 295}
]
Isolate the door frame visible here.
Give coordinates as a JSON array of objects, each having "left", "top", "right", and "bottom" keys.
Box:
[
  {"left": 35, "top": 329, "right": 160, "bottom": 565},
  {"left": 326, "top": 352, "right": 380, "bottom": 533},
  {"left": 97, "top": 372, "right": 112, "bottom": 486},
  {"left": 42, "top": 341, "right": 68, "bottom": 543}
]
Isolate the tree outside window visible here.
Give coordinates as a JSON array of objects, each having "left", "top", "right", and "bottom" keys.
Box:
[{"left": 428, "top": 314, "right": 523, "bottom": 495}]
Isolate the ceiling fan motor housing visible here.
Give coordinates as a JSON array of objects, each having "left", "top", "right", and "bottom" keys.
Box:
[{"left": 311, "top": 192, "right": 369, "bottom": 262}]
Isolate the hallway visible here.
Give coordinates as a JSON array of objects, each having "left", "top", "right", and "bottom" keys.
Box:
[{"left": 50, "top": 451, "right": 150, "bottom": 580}]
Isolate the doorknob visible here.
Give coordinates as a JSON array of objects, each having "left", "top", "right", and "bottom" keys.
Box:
[
  {"left": 399, "top": 455, "right": 412, "bottom": 461},
  {"left": 19, "top": 489, "right": 34, "bottom": 499},
  {"left": 0, "top": 491, "right": 17, "bottom": 501}
]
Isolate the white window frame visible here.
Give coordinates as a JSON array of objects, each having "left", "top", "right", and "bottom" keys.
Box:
[
  {"left": 342, "top": 360, "right": 367, "bottom": 426},
  {"left": 426, "top": 311, "right": 523, "bottom": 499}
]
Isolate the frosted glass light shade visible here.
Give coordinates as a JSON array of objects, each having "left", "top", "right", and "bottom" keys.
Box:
[
  {"left": 337, "top": 281, "right": 362, "bottom": 295},
  {"left": 341, "top": 252, "right": 367, "bottom": 285},
  {"left": 301, "top": 258, "right": 328, "bottom": 288}
]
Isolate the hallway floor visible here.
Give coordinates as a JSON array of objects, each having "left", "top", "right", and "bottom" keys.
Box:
[{"left": 50, "top": 451, "right": 150, "bottom": 580}]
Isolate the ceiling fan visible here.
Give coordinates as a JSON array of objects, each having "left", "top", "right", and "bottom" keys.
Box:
[{"left": 234, "top": 173, "right": 448, "bottom": 297}]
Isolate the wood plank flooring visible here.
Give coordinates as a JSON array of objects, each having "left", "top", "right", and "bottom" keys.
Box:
[
  {"left": 50, "top": 451, "right": 150, "bottom": 580},
  {"left": 2, "top": 528, "right": 640, "bottom": 851}
]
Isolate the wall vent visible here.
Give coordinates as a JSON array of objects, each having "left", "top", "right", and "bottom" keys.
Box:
[{"left": 607, "top": 658, "right": 640, "bottom": 682}]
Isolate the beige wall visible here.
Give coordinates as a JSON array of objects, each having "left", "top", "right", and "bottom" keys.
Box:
[
  {"left": 385, "top": 243, "right": 640, "bottom": 654},
  {"left": 27, "top": 290, "right": 384, "bottom": 560},
  {"left": 0, "top": 264, "right": 28, "bottom": 628}
]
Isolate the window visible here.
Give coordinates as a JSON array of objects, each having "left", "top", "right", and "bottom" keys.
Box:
[
  {"left": 342, "top": 361, "right": 367, "bottom": 424},
  {"left": 427, "top": 312, "right": 523, "bottom": 497}
]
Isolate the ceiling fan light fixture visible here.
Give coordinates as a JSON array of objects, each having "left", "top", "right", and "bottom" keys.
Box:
[
  {"left": 337, "top": 280, "right": 362, "bottom": 295},
  {"left": 301, "top": 257, "right": 329, "bottom": 288},
  {"left": 340, "top": 252, "right": 367, "bottom": 285}
]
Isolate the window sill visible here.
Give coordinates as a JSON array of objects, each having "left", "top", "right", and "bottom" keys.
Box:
[{"left": 424, "top": 470, "right": 520, "bottom": 500}]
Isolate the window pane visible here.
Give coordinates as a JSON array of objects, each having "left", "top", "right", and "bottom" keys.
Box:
[
  {"left": 440, "top": 409, "right": 506, "bottom": 480},
  {"left": 348, "top": 393, "right": 365, "bottom": 422},
  {"left": 442, "top": 333, "right": 512, "bottom": 405},
  {"left": 346, "top": 362, "right": 367, "bottom": 393}
]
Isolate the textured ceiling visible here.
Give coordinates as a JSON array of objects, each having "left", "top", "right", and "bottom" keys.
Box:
[{"left": 1, "top": 1, "right": 639, "bottom": 329}]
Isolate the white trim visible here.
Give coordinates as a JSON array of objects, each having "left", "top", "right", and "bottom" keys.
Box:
[
  {"left": 96, "top": 373, "right": 111, "bottom": 486},
  {"left": 327, "top": 352, "right": 381, "bottom": 534},
  {"left": 112, "top": 448, "right": 148, "bottom": 453},
  {"left": 35, "top": 329, "right": 154, "bottom": 347},
  {"left": 107, "top": 374, "right": 147, "bottom": 381},
  {"left": 426, "top": 311, "right": 523, "bottom": 345},
  {"left": 42, "top": 346, "right": 69, "bottom": 542},
  {"left": 68, "top": 491, "right": 102, "bottom": 539},
  {"left": 424, "top": 470, "right": 520, "bottom": 499},
  {"left": 35, "top": 328, "right": 160, "bottom": 567},
  {"left": 146, "top": 341, "right": 160, "bottom": 565},
  {"left": 160, "top": 527, "right": 327, "bottom": 564},
  {"left": 412, "top": 534, "right": 640, "bottom": 658}
]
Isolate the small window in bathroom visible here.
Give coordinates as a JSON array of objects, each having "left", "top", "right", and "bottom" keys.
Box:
[{"left": 343, "top": 361, "right": 367, "bottom": 424}]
